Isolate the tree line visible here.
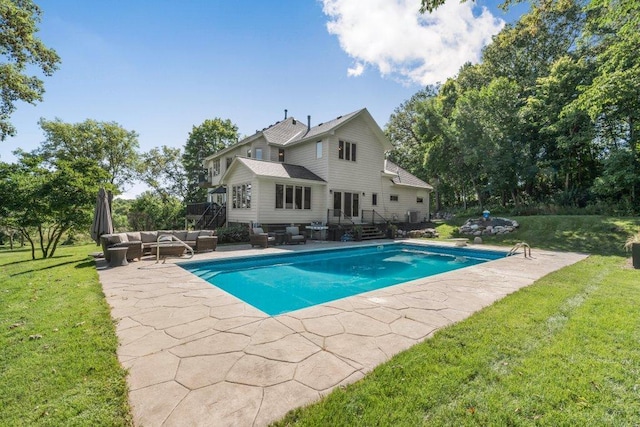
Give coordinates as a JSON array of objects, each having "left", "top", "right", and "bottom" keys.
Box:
[
  {"left": 0, "top": 118, "right": 238, "bottom": 258},
  {"left": 386, "top": 0, "right": 639, "bottom": 215}
]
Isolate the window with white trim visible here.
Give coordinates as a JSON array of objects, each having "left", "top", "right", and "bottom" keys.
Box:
[
  {"left": 231, "top": 183, "right": 251, "bottom": 209},
  {"left": 255, "top": 148, "right": 263, "bottom": 160},
  {"left": 316, "top": 141, "right": 322, "bottom": 159},
  {"left": 338, "top": 140, "right": 356, "bottom": 162},
  {"left": 212, "top": 159, "right": 220, "bottom": 176},
  {"left": 390, "top": 194, "right": 399, "bottom": 202},
  {"left": 417, "top": 197, "right": 424, "bottom": 203},
  {"left": 275, "top": 184, "right": 311, "bottom": 210}
]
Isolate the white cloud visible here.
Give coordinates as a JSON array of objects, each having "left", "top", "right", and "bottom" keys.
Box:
[
  {"left": 347, "top": 62, "right": 365, "bottom": 76},
  {"left": 321, "top": 0, "right": 504, "bottom": 85}
]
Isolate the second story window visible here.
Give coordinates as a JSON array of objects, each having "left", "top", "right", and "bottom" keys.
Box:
[
  {"left": 316, "top": 141, "right": 322, "bottom": 159},
  {"left": 247, "top": 148, "right": 251, "bottom": 158},
  {"left": 338, "top": 140, "right": 356, "bottom": 162},
  {"left": 255, "top": 148, "right": 263, "bottom": 160},
  {"left": 278, "top": 148, "right": 285, "bottom": 162},
  {"left": 212, "top": 159, "right": 220, "bottom": 176}
]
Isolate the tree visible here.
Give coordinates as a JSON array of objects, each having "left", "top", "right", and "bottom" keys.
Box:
[
  {"left": 128, "top": 191, "right": 184, "bottom": 231},
  {"left": 0, "top": 155, "right": 108, "bottom": 259},
  {"left": 139, "top": 145, "right": 187, "bottom": 200},
  {"left": 183, "top": 118, "right": 238, "bottom": 203},
  {"left": 35, "top": 118, "right": 140, "bottom": 192},
  {"left": 0, "top": 0, "right": 60, "bottom": 140},
  {"left": 576, "top": 0, "right": 640, "bottom": 205},
  {"left": 385, "top": 86, "right": 438, "bottom": 181}
]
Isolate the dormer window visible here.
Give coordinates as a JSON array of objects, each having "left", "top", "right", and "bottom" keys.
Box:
[{"left": 278, "top": 148, "right": 285, "bottom": 162}]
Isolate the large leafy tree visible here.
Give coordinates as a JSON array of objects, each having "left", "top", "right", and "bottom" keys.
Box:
[
  {"left": 576, "top": 0, "right": 640, "bottom": 204},
  {"left": 128, "top": 191, "right": 183, "bottom": 231},
  {"left": 34, "top": 118, "right": 140, "bottom": 192},
  {"left": 385, "top": 86, "right": 438, "bottom": 182},
  {"left": 139, "top": 145, "right": 187, "bottom": 200},
  {"left": 0, "top": 0, "right": 60, "bottom": 140},
  {"left": 0, "top": 155, "right": 108, "bottom": 259},
  {"left": 183, "top": 118, "right": 238, "bottom": 203}
]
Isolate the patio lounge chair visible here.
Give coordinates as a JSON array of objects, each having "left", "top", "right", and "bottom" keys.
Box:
[
  {"left": 250, "top": 227, "right": 275, "bottom": 248},
  {"left": 285, "top": 226, "right": 307, "bottom": 245}
]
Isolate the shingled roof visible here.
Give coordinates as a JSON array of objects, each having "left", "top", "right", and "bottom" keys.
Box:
[
  {"left": 250, "top": 109, "right": 365, "bottom": 146},
  {"left": 385, "top": 160, "right": 433, "bottom": 190},
  {"left": 234, "top": 158, "right": 326, "bottom": 182}
]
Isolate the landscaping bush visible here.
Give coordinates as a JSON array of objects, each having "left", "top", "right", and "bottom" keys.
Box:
[{"left": 215, "top": 225, "right": 249, "bottom": 244}]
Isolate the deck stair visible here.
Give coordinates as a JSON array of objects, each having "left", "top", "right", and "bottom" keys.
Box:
[{"left": 360, "top": 224, "right": 385, "bottom": 240}]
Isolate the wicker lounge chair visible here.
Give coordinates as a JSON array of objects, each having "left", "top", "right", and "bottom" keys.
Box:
[
  {"left": 285, "top": 226, "right": 307, "bottom": 244},
  {"left": 250, "top": 227, "right": 275, "bottom": 248}
]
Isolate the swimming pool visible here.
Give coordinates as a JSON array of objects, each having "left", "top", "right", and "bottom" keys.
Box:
[{"left": 180, "top": 243, "right": 508, "bottom": 316}]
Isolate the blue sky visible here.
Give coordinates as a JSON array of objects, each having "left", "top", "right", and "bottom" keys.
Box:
[{"left": 2, "top": 0, "right": 528, "bottom": 197}]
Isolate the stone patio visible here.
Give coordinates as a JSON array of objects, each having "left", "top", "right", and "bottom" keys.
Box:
[{"left": 96, "top": 239, "right": 587, "bottom": 426}]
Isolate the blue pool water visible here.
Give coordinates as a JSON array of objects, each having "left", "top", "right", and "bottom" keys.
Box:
[{"left": 180, "top": 243, "right": 507, "bottom": 316}]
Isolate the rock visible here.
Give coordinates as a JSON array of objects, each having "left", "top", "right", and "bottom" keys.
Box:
[{"left": 474, "top": 236, "right": 483, "bottom": 244}]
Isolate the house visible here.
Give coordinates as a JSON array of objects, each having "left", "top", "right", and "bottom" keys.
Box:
[{"left": 197, "top": 108, "right": 433, "bottom": 235}]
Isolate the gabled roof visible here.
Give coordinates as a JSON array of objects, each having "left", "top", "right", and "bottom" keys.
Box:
[
  {"left": 384, "top": 160, "right": 433, "bottom": 190},
  {"left": 205, "top": 108, "right": 392, "bottom": 162},
  {"left": 223, "top": 157, "right": 326, "bottom": 183},
  {"left": 262, "top": 117, "right": 309, "bottom": 144}
]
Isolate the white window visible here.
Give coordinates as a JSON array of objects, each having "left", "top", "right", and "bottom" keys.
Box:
[
  {"left": 212, "top": 159, "right": 220, "bottom": 176},
  {"left": 390, "top": 194, "right": 399, "bottom": 202},
  {"left": 275, "top": 184, "right": 311, "bottom": 210},
  {"left": 316, "top": 141, "right": 322, "bottom": 159},
  {"left": 417, "top": 197, "right": 424, "bottom": 203},
  {"left": 372, "top": 193, "right": 378, "bottom": 206},
  {"left": 278, "top": 148, "right": 285, "bottom": 162},
  {"left": 232, "top": 183, "right": 251, "bottom": 209},
  {"left": 247, "top": 148, "right": 251, "bottom": 158},
  {"left": 255, "top": 148, "right": 263, "bottom": 160},
  {"left": 338, "top": 140, "right": 356, "bottom": 162}
]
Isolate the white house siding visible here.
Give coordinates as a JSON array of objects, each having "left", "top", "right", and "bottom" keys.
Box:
[
  {"left": 224, "top": 164, "right": 256, "bottom": 224},
  {"left": 323, "top": 116, "right": 388, "bottom": 218},
  {"left": 286, "top": 138, "right": 329, "bottom": 182},
  {"left": 378, "top": 184, "right": 430, "bottom": 222},
  {"left": 254, "top": 178, "right": 327, "bottom": 225}
]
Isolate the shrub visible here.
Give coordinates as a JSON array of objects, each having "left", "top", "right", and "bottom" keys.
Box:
[{"left": 216, "top": 225, "right": 249, "bottom": 244}]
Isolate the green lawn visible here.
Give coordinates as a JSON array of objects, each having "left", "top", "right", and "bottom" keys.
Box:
[
  {"left": 1, "top": 216, "right": 638, "bottom": 426},
  {"left": 274, "top": 216, "right": 640, "bottom": 426},
  {"left": 0, "top": 244, "right": 131, "bottom": 426}
]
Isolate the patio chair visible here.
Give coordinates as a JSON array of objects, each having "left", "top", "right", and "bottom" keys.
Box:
[
  {"left": 250, "top": 227, "right": 275, "bottom": 248},
  {"left": 285, "top": 226, "right": 307, "bottom": 245}
]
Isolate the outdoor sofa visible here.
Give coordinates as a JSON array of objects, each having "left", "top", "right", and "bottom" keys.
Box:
[{"left": 100, "top": 229, "right": 217, "bottom": 262}]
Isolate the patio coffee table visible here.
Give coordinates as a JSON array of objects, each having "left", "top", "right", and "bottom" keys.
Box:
[{"left": 150, "top": 243, "right": 186, "bottom": 257}]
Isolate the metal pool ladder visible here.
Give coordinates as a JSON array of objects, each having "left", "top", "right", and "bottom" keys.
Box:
[
  {"left": 155, "top": 235, "right": 194, "bottom": 264},
  {"left": 508, "top": 242, "right": 531, "bottom": 258}
]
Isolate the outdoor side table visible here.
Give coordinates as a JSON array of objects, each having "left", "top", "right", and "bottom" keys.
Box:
[{"left": 108, "top": 247, "right": 129, "bottom": 267}]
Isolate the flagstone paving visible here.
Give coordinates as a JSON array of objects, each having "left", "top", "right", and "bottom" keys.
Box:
[{"left": 96, "top": 240, "right": 587, "bottom": 426}]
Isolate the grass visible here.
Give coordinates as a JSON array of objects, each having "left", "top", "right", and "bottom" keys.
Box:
[
  {"left": 0, "top": 244, "right": 131, "bottom": 426},
  {"left": 274, "top": 216, "right": 640, "bottom": 426},
  {"left": 1, "top": 216, "right": 639, "bottom": 426}
]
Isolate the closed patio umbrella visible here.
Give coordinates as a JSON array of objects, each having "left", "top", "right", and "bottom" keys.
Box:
[{"left": 91, "top": 187, "right": 114, "bottom": 245}]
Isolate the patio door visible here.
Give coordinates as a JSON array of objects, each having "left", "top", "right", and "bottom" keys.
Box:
[
  {"left": 344, "top": 192, "right": 359, "bottom": 218},
  {"left": 333, "top": 191, "right": 341, "bottom": 217}
]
